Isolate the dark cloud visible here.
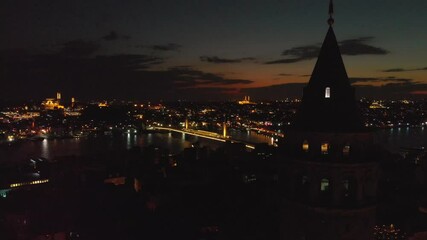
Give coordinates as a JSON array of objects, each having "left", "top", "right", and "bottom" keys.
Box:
[
  {"left": 241, "top": 80, "right": 427, "bottom": 100},
  {"left": 242, "top": 83, "right": 306, "bottom": 99},
  {"left": 382, "top": 67, "right": 427, "bottom": 72},
  {"left": 200, "top": 56, "right": 256, "bottom": 64},
  {"left": 102, "top": 31, "right": 130, "bottom": 41},
  {"left": 94, "top": 54, "right": 163, "bottom": 70},
  {"left": 349, "top": 76, "right": 412, "bottom": 84},
  {"left": 0, "top": 48, "right": 251, "bottom": 101},
  {"left": 278, "top": 73, "right": 294, "bottom": 76},
  {"left": 265, "top": 58, "right": 307, "bottom": 64},
  {"left": 266, "top": 37, "right": 388, "bottom": 64},
  {"left": 168, "top": 66, "right": 253, "bottom": 87},
  {"left": 176, "top": 87, "right": 239, "bottom": 100},
  {"left": 59, "top": 39, "right": 100, "bottom": 57},
  {"left": 382, "top": 68, "right": 406, "bottom": 73},
  {"left": 355, "top": 82, "right": 427, "bottom": 99},
  {"left": 339, "top": 37, "right": 388, "bottom": 56},
  {"left": 150, "top": 43, "right": 181, "bottom": 51}
]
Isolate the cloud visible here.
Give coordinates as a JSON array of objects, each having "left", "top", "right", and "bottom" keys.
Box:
[
  {"left": 339, "top": 37, "right": 388, "bottom": 56},
  {"left": 278, "top": 73, "right": 294, "bottom": 76},
  {"left": 94, "top": 54, "right": 164, "bottom": 70},
  {"left": 168, "top": 66, "right": 253, "bottom": 87},
  {"left": 382, "top": 68, "right": 406, "bottom": 73},
  {"left": 150, "top": 43, "right": 181, "bottom": 51},
  {"left": 59, "top": 39, "right": 100, "bottom": 57},
  {"left": 241, "top": 79, "right": 427, "bottom": 100},
  {"left": 382, "top": 67, "right": 427, "bottom": 72},
  {"left": 175, "top": 87, "right": 239, "bottom": 100},
  {"left": 355, "top": 82, "right": 427, "bottom": 99},
  {"left": 102, "top": 31, "right": 131, "bottom": 41},
  {"left": 242, "top": 83, "right": 306, "bottom": 99},
  {"left": 265, "top": 58, "right": 305, "bottom": 64},
  {"left": 349, "top": 76, "right": 413, "bottom": 84},
  {"left": 266, "top": 36, "right": 388, "bottom": 64},
  {"left": 200, "top": 56, "right": 256, "bottom": 64},
  {"left": 0, "top": 48, "right": 251, "bottom": 101}
]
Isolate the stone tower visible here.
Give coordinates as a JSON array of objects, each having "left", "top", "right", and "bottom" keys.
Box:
[{"left": 280, "top": 1, "right": 380, "bottom": 239}]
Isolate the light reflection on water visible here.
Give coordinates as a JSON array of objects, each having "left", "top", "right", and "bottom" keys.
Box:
[
  {"left": 376, "top": 127, "right": 426, "bottom": 152},
  {"left": 0, "top": 132, "right": 204, "bottom": 162},
  {"left": 0, "top": 128, "right": 425, "bottom": 162},
  {"left": 41, "top": 139, "right": 49, "bottom": 159}
]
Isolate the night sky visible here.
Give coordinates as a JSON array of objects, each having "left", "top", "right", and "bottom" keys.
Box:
[{"left": 1, "top": 0, "right": 426, "bottom": 101}]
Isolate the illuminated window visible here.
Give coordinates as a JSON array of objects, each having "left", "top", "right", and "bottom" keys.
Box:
[
  {"left": 302, "top": 140, "right": 309, "bottom": 152},
  {"left": 320, "top": 178, "right": 330, "bottom": 191},
  {"left": 325, "top": 87, "right": 331, "bottom": 98},
  {"left": 343, "top": 145, "right": 350, "bottom": 156},
  {"left": 321, "top": 143, "right": 329, "bottom": 154}
]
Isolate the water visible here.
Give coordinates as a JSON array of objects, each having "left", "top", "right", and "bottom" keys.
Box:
[
  {"left": 375, "top": 127, "right": 427, "bottom": 152},
  {"left": 0, "top": 128, "right": 425, "bottom": 163},
  {"left": 0, "top": 132, "right": 201, "bottom": 162}
]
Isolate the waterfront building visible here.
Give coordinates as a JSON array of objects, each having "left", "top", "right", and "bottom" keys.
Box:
[{"left": 280, "top": 2, "right": 382, "bottom": 239}]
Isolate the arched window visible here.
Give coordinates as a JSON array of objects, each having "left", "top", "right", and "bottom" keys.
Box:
[
  {"left": 302, "top": 140, "right": 309, "bottom": 152},
  {"left": 342, "top": 178, "right": 357, "bottom": 202},
  {"left": 325, "top": 87, "right": 331, "bottom": 98},
  {"left": 321, "top": 142, "right": 329, "bottom": 154},
  {"left": 295, "top": 175, "right": 310, "bottom": 200},
  {"left": 302, "top": 175, "right": 309, "bottom": 185},
  {"left": 364, "top": 177, "right": 376, "bottom": 201},
  {"left": 343, "top": 179, "right": 350, "bottom": 195},
  {"left": 320, "top": 178, "right": 330, "bottom": 192},
  {"left": 343, "top": 145, "right": 350, "bottom": 156}
]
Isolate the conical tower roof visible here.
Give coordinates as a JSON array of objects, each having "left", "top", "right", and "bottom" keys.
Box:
[
  {"left": 308, "top": 26, "right": 351, "bottom": 90},
  {"left": 293, "top": 25, "right": 364, "bottom": 132}
]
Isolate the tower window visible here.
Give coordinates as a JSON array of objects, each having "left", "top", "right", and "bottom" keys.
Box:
[
  {"left": 321, "top": 143, "right": 329, "bottom": 154},
  {"left": 342, "top": 178, "right": 357, "bottom": 200},
  {"left": 302, "top": 140, "right": 309, "bottom": 152},
  {"left": 343, "top": 145, "right": 350, "bottom": 156},
  {"left": 302, "top": 175, "right": 308, "bottom": 185},
  {"left": 343, "top": 179, "right": 350, "bottom": 191},
  {"left": 320, "top": 178, "right": 330, "bottom": 191},
  {"left": 325, "top": 87, "right": 331, "bottom": 98}
]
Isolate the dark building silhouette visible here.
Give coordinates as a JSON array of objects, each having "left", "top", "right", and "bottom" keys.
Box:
[{"left": 280, "top": 1, "right": 381, "bottom": 239}]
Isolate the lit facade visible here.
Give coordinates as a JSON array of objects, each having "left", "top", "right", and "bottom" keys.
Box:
[
  {"left": 238, "top": 96, "right": 255, "bottom": 105},
  {"left": 41, "top": 98, "right": 64, "bottom": 110}
]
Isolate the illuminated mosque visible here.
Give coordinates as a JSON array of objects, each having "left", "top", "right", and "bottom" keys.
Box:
[{"left": 41, "top": 92, "right": 64, "bottom": 110}]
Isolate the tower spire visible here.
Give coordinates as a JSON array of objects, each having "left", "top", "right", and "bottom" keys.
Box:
[{"left": 328, "top": 0, "right": 334, "bottom": 26}]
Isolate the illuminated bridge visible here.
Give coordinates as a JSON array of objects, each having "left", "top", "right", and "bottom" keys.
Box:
[{"left": 152, "top": 126, "right": 256, "bottom": 149}]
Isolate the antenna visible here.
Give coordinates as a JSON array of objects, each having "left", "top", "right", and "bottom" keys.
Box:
[{"left": 328, "top": 0, "right": 335, "bottom": 26}]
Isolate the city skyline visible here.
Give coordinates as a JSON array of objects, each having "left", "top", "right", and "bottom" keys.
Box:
[
  {"left": 1, "top": 2, "right": 427, "bottom": 239},
  {"left": 1, "top": 0, "right": 427, "bottom": 100}
]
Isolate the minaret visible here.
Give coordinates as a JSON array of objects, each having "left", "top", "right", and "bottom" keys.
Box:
[
  {"left": 280, "top": 2, "right": 380, "bottom": 239},
  {"left": 56, "top": 92, "right": 61, "bottom": 101},
  {"left": 223, "top": 122, "right": 227, "bottom": 138}
]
